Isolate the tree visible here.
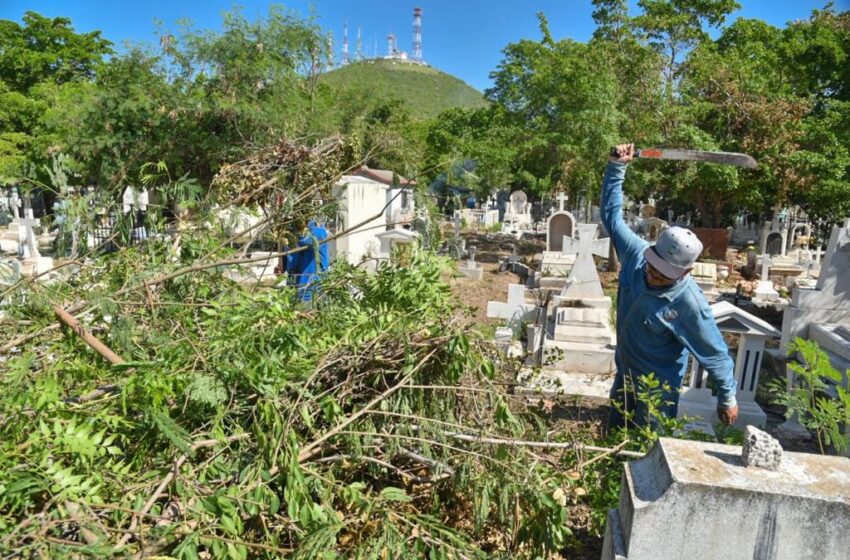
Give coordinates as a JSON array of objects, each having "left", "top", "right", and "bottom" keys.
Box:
[
  {"left": 0, "top": 12, "right": 112, "bottom": 181},
  {"left": 485, "top": 14, "right": 622, "bottom": 199},
  {"left": 0, "top": 11, "right": 112, "bottom": 92},
  {"left": 634, "top": 0, "right": 740, "bottom": 99}
]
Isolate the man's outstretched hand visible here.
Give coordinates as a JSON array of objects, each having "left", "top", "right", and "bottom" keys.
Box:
[
  {"left": 610, "top": 143, "right": 635, "bottom": 164},
  {"left": 717, "top": 404, "right": 739, "bottom": 426}
]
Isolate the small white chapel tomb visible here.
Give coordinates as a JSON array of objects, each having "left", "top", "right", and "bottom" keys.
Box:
[{"left": 678, "top": 301, "right": 780, "bottom": 432}]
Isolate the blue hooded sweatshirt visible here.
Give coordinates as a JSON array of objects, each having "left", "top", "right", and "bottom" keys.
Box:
[{"left": 286, "top": 220, "right": 329, "bottom": 302}]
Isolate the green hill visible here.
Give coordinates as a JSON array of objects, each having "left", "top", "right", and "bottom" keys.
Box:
[{"left": 319, "top": 59, "right": 488, "bottom": 120}]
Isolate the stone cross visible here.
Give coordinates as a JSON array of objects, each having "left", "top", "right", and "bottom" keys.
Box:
[
  {"left": 9, "top": 189, "right": 21, "bottom": 220},
  {"left": 560, "top": 223, "right": 610, "bottom": 299},
  {"left": 122, "top": 186, "right": 149, "bottom": 213},
  {"left": 486, "top": 284, "right": 537, "bottom": 329},
  {"left": 556, "top": 192, "right": 569, "bottom": 212},
  {"left": 467, "top": 245, "right": 477, "bottom": 269},
  {"left": 759, "top": 253, "right": 772, "bottom": 281},
  {"left": 18, "top": 209, "right": 41, "bottom": 260}
]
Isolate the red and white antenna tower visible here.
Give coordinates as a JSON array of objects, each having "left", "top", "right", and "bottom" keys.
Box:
[
  {"left": 412, "top": 7, "right": 423, "bottom": 61},
  {"left": 387, "top": 33, "right": 397, "bottom": 56},
  {"left": 342, "top": 20, "right": 349, "bottom": 65}
]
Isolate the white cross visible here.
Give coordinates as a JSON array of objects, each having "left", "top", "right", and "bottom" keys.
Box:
[
  {"left": 556, "top": 192, "right": 569, "bottom": 212},
  {"left": 759, "top": 253, "right": 772, "bottom": 281},
  {"left": 560, "top": 223, "right": 610, "bottom": 299},
  {"left": 486, "top": 284, "right": 537, "bottom": 328},
  {"left": 18, "top": 210, "right": 41, "bottom": 259},
  {"left": 9, "top": 189, "right": 21, "bottom": 219}
]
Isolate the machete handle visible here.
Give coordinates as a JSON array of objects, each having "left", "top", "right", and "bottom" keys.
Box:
[{"left": 609, "top": 146, "right": 640, "bottom": 159}]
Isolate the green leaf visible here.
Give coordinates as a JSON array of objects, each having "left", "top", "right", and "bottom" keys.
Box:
[
  {"left": 380, "top": 487, "right": 411, "bottom": 503},
  {"left": 150, "top": 410, "right": 192, "bottom": 454}
]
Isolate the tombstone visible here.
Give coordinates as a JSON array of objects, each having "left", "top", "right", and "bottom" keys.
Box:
[
  {"left": 486, "top": 284, "right": 538, "bottom": 332},
  {"left": 678, "top": 301, "right": 779, "bottom": 431},
  {"left": 17, "top": 209, "right": 54, "bottom": 277},
  {"left": 508, "top": 190, "right": 528, "bottom": 217},
  {"left": 457, "top": 245, "right": 483, "bottom": 280},
  {"left": 779, "top": 220, "right": 850, "bottom": 436},
  {"left": 643, "top": 216, "right": 668, "bottom": 243},
  {"left": 121, "top": 186, "right": 150, "bottom": 243},
  {"left": 9, "top": 187, "right": 21, "bottom": 220},
  {"left": 546, "top": 210, "right": 575, "bottom": 253},
  {"left": 558, "top": 224, "right": 610, "bottom": 300},
  {"left": 541, "top": 200, "right": 578, "bottom": 284},
  {"left": 601, "top": 437, "right": 850, "bottom": 560},
  {"left": 375, "top": 227, "right": 418, "bottom": 260},
  {"left": 499, "top": 190, "right": 529, "bottom": 236},
  {"left": 808, "top": 323, "right": 850, "bottom": 389},
  {"left": 528, "top": 223, "right": 616, "bottom": 399},
  {"left": 640, "top": 202, "right": 656, "bottom": 219},
  {"left": 752, "top": 254, "right": 780, "bottom": 303},
  {"left": 691, "top": 262, "right": 718, "bottom": 300},
  {"left": 449, "top": 211, "right": 466, "bottom": 259}
]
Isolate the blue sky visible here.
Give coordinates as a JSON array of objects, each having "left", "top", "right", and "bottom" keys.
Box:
[{"left": 2, "top": 1, "right": 846, "bottom": 92}]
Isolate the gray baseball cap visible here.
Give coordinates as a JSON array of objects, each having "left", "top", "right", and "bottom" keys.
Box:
[{"left": 644, "top": 226, "right": 704, "bottom": 279}]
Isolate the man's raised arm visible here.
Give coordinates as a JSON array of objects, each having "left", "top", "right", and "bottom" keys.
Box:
[{"left": 601, "top": 143, "right": 646, "bottom": 266}]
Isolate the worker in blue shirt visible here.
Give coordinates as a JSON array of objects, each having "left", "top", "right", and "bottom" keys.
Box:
[
  {"left": 602, "top": 143, "right": 739, "bottom": 429},
  {"left": 285, "top": 220, "right": 329, "bottom": 302}
]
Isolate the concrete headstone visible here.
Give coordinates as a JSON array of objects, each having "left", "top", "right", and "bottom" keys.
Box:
[
  {"left": 559, "top": 224, "right": 609, "bottom": 299},
  {"left": 602, "top": 437, "right": 850, "bottom": 560}
]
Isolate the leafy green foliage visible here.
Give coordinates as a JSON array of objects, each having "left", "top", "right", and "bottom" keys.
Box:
[
  {"left": 771, "top": 338, "right": 850, "bottom": 454},
  {"left": 2, "top": 237, "right": 574, "bottom": 557}
]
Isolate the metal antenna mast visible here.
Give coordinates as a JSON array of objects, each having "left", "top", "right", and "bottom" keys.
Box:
[
  {"left": 326, "top": 32, "right": 334, "bottom": 70},
  {"left": 412, "top": 7, "right": 423, "bottom": 61},
  {"left": 356, "top": 27, "right": 363, "bottom": 61},
  {"left": 342, "top": 20, "right": 349, "bottom": 65}
]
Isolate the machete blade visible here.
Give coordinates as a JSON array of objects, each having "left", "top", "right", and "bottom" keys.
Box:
[{"left": 635, "top": 148, "right": 758, "bottom": 169}]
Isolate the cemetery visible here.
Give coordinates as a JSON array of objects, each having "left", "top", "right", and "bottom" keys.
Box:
[{"left": 1, "top": 3, "right": 849, "bottom": 559}]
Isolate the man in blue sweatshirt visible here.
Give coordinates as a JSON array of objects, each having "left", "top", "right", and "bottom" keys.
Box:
[{"left": 602, "top": 143, "right": 738, "bottom": 429}]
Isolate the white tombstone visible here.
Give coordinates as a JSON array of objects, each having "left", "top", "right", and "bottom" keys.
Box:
[
  {"left": 375, "top": 227, "right": 418, "bottom": 260},
  {"left": 643, "top": 216, "right": 668, "bottom": 243},
  {"left": 486, "top": 284, "right": 538, "bottom": 331},
  {"left": 9, "top": 188, "right": 21, "bottom": 220},
  {"left": 18, "top": 210, "right": 54, "bottom": 276},
  {"left": 457, "top": 245, "right": 483, "bottom": 280},
  {"left": 753, "top": 253, "right": 780, "bottom": 302},
  {"left": 691, "top": 262, "right": 718, "bottom": 299},
  {"left": 545, "top": 211, "right": 576, "bottom": 253},
  {"left": 678, "top": 301, "right": 780, "bottom": 431},
  {"left": 18, "top": 210, "right": 40, "bottom": 260},
  {"left": 559, "top": 224, "right": 610, "bottom": 300}
]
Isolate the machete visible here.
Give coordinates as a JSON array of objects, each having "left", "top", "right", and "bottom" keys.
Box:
[{"left": 609, "top": 147, "right": 757, "bottom": 169}]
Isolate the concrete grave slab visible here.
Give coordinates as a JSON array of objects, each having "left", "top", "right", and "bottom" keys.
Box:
[{"left": 602, "top": 437, "right": 850, "bottom": 560}]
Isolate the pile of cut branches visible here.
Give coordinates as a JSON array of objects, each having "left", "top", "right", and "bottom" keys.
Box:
[{"left": 1, "top": 231, "right": 582, "bottom": 559}]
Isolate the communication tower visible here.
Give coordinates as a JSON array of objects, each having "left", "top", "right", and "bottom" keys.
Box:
[{"left": 412, "top": 8, "right": 423, "bottom": 62}]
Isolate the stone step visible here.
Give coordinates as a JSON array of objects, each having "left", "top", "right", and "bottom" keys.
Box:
[
  {"left": 517, "top": 369, "right": 614, "bottom": 401},
  {"left": 541, "top": 339, "right": 616, "bottom": 374}
]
